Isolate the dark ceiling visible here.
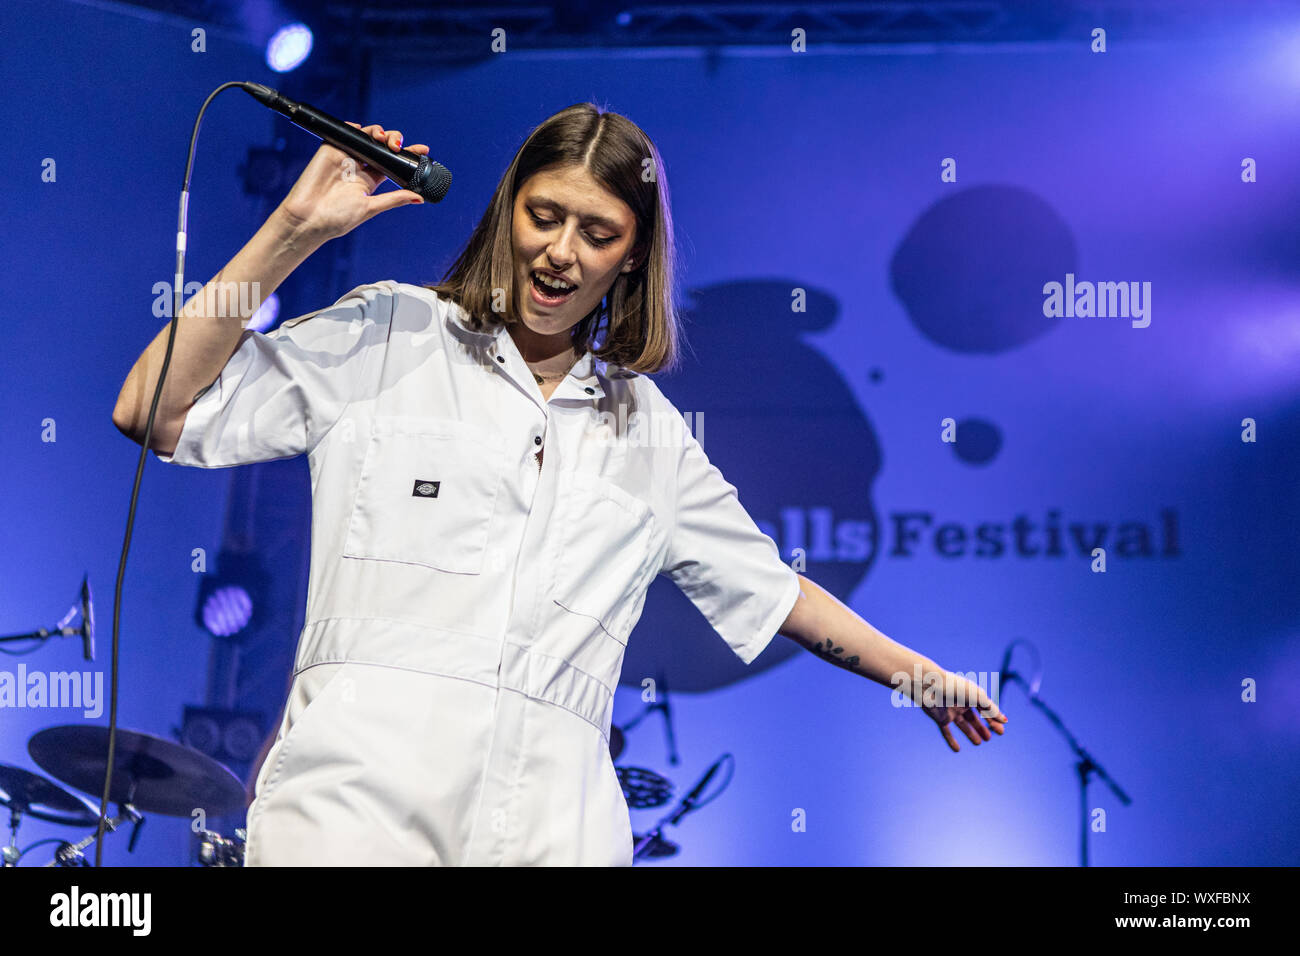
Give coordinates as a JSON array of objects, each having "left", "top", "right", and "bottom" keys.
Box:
[{"left": 75, "top": 0, "right": 1297, "bottom": 58}]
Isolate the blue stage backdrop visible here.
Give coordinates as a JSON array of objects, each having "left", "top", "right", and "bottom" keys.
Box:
[{"left": 1, "top": 0, "right": 1297, "bottom": 865}]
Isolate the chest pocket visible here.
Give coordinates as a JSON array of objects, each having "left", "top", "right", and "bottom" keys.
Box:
[
  {"left": 343, "top": 416, "right": 505, "bottom": 574},
  {"left": 551, "top": 470, "right": 662, "bottom": 645}
]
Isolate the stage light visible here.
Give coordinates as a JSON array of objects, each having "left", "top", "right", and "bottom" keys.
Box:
[
  {"left": 266, "top": 23, "right": 312, "bottom": 73},
  {"left": 248, "top": 292, "right": 280, "bottom": 332},
  {"left": 195, "top": 553, "right": 267, "bottom": 642},
  {"left": 200, "top": 584, "right": 254, "bottom": 638}
]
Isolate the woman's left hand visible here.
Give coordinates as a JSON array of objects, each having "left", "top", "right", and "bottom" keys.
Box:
[{"left": 919, "top": 669, "right": 1009, "bottom": 752}]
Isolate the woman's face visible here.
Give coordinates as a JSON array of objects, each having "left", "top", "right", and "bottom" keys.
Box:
[{"left": 511, "top": 164, "right": 640, "bottom": 345}]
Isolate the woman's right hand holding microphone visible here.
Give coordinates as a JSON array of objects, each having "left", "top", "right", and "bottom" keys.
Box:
[{"left": 275, "top": 122, "right": 429, "bottom": 244}]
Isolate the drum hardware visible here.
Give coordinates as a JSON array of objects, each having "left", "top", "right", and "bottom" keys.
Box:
[
  {"left": 611, "top": 676, "right": 747, "bottom": 862},
  {"left": 614, "top": 669, "right": 678, "bottom": 765},
  {"left": 197, "top": 828, "right": 246, "bottom": 867},
  {"left": 632, "top": 753, "right": 734, "bottom": 863},
  {"left": 0, "top": 724, "right": 250, "bottom": 865},
  {"left": 29, "top": 725, "right": 246, "bottom": 817},
  {"left": 0, "top": 764, "right": 100, "bottom": 866},
  {"left": 46, "top": 804, "right": 144, "bottom": 867},
  {"left": 615, "top": 766, "right": 674, "bottom": 809},
  {"left": 630, "top": 831, "right": 679, "bottom": 858}
]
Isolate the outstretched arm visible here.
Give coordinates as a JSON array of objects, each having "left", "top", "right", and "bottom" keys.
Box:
[{"left": 777, "top": 574, "right": 1009, "bottom": 752}]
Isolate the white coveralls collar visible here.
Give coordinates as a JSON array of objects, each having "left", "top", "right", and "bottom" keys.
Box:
[{"left": 444, "top": 307, "right": 609, "bottom": 403}]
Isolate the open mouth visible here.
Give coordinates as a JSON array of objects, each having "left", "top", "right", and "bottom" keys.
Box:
[{"left": 529, "top": 270, "right": 579, "bottom": 305}]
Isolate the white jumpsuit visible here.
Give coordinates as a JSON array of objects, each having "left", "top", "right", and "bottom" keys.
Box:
[{"left": 157, "top": 281, "right": 801, "bottom": 865}]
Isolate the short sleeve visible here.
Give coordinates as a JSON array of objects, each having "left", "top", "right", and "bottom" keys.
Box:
[
  {"left": 657, "top": 400, "right": 802, "bottom": 665},
  {"left": 154, "top": 282, "right": 396, "bottom": 468}
]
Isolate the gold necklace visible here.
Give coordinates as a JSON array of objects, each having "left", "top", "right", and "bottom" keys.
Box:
[{"left": 529, "top": 355, "right": 576, "bottom": 385}]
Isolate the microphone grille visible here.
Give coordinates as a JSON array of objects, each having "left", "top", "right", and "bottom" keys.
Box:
[{"left": 412, "top": 158, "right": 452, "bottom": 203}]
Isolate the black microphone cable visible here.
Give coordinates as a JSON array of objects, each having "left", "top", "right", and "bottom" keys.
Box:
[{"left": 99, "top": 81, "right": 247, "bottom": 866}]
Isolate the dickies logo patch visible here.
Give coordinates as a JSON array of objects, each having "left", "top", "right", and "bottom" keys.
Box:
[{"left": 412, "top": 480, "right": 441, "bottom": 498}]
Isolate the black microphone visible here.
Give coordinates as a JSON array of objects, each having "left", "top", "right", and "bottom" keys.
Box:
[
  {"left": 239, "top": 83, "right": 452, "bottom": 203},
  {"left": 680, "top": 756, "right": 725, "bottom": 811},
  {"left": 80, "top": 574, "right": 95, "bottom": 663}
]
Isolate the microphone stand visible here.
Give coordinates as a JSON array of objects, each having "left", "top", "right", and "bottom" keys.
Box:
[
  {"left": 3, "top": 806, "right": 23, "bottom": 867},
  {"left": 632, "top": 754, "right": 732, "bottom": 862},
  {"left": 0, "top": 623, "right": 85, "bottom": 650},
  {"left": 617, "top": 670, "right": 679, "bottom": 766},
  {"left": 1002, "top": 669, "right": 1132, "bottom": 866},
  {"left": 44, "top": 803, "right": 144, "bottom": 867},
  {"left": 0, "top": 574, "right": 94, "bottom": 660}
]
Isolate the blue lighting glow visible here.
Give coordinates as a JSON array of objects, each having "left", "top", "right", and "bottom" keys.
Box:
[
  {"left": 266, "top": 23, "right": 312, "bottom": 73},
  {"left": 248, "top": 292, "right": 280, "bottom": 332},
  {"left": 201, "top": 584, "right": 253, "bottom": 638}
]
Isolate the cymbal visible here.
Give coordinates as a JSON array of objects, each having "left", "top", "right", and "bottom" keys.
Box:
[
  {"left": 0, "top": 764, "right": 98, "bottom": 826},
  {"left": 28, "top": 725, "right": 246, "bottom": 817}
]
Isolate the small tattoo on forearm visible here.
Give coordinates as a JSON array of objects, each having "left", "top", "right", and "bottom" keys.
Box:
[{"left": 799, "top": 636, "right": 860, "bottom": 671}]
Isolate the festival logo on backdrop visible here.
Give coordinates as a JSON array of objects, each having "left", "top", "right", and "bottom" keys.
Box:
[{"left": 622, "top": 185, "right": 1178, "bottom": 692}]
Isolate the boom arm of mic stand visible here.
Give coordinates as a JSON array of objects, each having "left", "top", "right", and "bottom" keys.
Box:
[{"left": 1004, "top": 671, "right": 1132, "bottom": 806}]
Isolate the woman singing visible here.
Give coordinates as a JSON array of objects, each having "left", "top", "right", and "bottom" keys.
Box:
[{"left": 113, "top": 104, "right": 1007, "bottom": 866}]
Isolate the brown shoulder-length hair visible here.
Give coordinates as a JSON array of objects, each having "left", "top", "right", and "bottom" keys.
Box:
[{"left": 426, "top": 103, "right": 680, "bottom": 374}]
